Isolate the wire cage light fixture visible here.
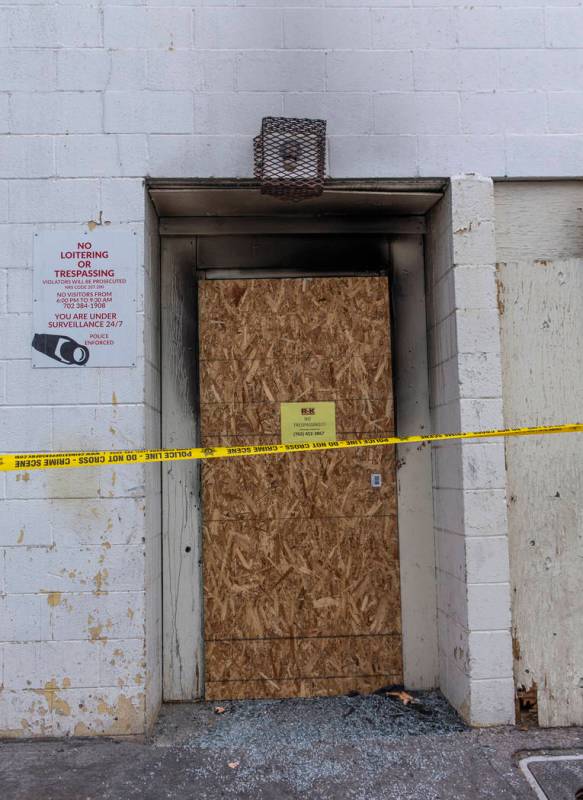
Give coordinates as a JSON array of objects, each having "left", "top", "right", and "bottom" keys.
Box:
[{"left": 253, "top": 117, "right": 327, "bottom": 202}]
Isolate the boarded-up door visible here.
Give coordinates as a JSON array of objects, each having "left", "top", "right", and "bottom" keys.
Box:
[{"left": 199, "top": 276, "right": 401, "bottom": 700}]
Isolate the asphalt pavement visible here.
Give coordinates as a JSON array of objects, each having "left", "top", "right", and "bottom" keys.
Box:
[{"left": 1, "top": 691, "right": 583, "bottom": 799}]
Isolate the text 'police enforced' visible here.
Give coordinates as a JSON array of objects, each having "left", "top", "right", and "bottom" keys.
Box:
[{"left": 32, "top": 230, "right": 137, "bottom": 368}]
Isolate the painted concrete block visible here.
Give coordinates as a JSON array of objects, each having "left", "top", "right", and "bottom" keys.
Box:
[
  {"left": 3, "top": 544, "right": 144, "bottom": 594},
  {"left": 237, "top": 51, "right": 325, "bottom": 91},
  {"left": 329, "top": 135, "right": 417, "bottom": 177},
  {"left": 149, "top": 134, "right": 251, "bottom": 178},
  {"left": 419, "top": 136, "right": 505, "bottom": 178},
  {"left": 0, "top": 406, "right": 52, "bottom": 451},
  {"left": 98, "top": 638, "right": 146, "bottom": 689},
  {"left": 56, "top": 135, "right": 148, "bottom": 179},
  {"left": 500, "top": 50, "right": 583, "bottom": 93},
  {"left": 464, "top": 489, "right": 508, "bottom": 537},
  {"left": 461, "top": 443, "right": 506, "bottom": 491},
  {"left": 437, "top": 570, "right": 469, "bottom": 627},
  {"left": 466, "top": 536, "right": 510, "bottom": 584},
  {"left": 50, "top": 686, "right": 146, "bottom": 736},
  {"left": 1, "top": 499, "right": 53, "bottom": 547},
  {"left": 1, "top": 6, "right": 100, "bottom": 49},
  {"left": 436, "top": 528, "right": 466, "bottom": 583},
  {"left": 434, "top": 487, "right": 464, "bottom": 536},
  {"left": 461, "top": 92, "right": 546, "bottom": 136},
  {"left": 3, "top": 641, "right": 101, "bottom": 691},
  {"left": 507, "top": 135, "right": 583, "bottom": 178},
  {"left": 468, "top": 630, "right": 513, "bottom": 680},
  {"left": 453, "top": 265, "right": 498, "bottom": 310},
  {"left": 0, "top": 689, "right": 52, "bottom": 737},
  {"left": 373, "top": 8, "right": 456, "bottom": 50},
  {"left": 286, "top": 8, "right": 370, "bottom": 49},
  {"left": 1, "top": 49, "right": 55, "bottom": 92},
  {"left": 456, "top": 309, "right": 500, "bottom": 354},
  {"left": 104, "top": 92, "right": 193, "bottom": 135},
  {"left": 467, "top": 583, "right": 512, "bottom": 631},
  {"left": 414, "top": 50, "right": 459, "bottom": 92},
  {"left": 458, "top": 352, "right": 503, "bottom": 399},
  {"left": 0, "top": 224, "right": 31, "bottom": 270},
  {"left": 5, "top": 462, "right": 147, "bottom": 502},
  {"left": 197, "top": 8, "right": 282, "bottom": 49},
  {"left": 470, "top": 678, "right": 515, "bottom": 726},
  {"left": 459, "top": 398, "right": 504, "bottom": 431},
  {"left": 546, "top": 7, "right": 583, "bottom": 49},
  {"left": 457, "top": 8, "right": 544, "bottom": 50},
  {"left": 0, "top": 136, "right": 53, "bottom": 179},
  {"left": 286, "top": 92, "right": 372, "bottom": 135},
  {"left": 56, "top": 50, "right": 110, "bottom": 91},
  {"left": 10, "top": 93, "right": 102, "bottom": 135},
  {"left": 49, "top": 590, "right": 145, "bottom": 641},
  {"left": 101, "top": 178, "right": 147, "bottom": 221},
  {"left": 0, "top": 594, "right": 48, "bottom": 642},
  {"left": 433, "top": 441, "right": 463, "bottom": 489},
  {"left": 104, "top": 7, "right": 192, "bottom": 50},
  {"left": 194, "top": 92, "right": 282, "bottom": 135},
  {"left": 327, "top": 51, "right": 413, "bottom": 91},
  {"left": 9, "top": 179, "right": 100, "bottom": 223}
]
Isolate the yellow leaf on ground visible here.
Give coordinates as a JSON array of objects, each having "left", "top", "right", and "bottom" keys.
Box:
[{"left": 386, "top": 691, "right": 416, "bottom": 705}]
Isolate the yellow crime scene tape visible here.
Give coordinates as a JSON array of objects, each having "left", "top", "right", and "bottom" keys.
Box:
[{"left": 1, "top": 423, "right": 582, "bottom": 473}]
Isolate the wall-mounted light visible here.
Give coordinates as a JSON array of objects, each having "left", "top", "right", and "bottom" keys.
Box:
[{"left": 253, "top": 117, "right": 326, "bottom": 201}]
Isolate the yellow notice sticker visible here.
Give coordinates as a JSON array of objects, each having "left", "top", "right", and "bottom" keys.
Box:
[{"left": 280, "top": 402, "right": 336, "bottom": 445}]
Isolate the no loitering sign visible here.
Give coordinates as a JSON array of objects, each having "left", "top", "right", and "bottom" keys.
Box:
[{"left": 32, "top": 230, "right": 137, "bottom": 368}]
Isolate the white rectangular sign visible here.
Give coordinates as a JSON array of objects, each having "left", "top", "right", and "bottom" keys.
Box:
[{"left": 33, "top": 230, "right": 137, "bottom": 368}]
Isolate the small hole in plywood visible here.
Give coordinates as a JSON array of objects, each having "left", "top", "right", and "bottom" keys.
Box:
[{"left": 185, "top": 546, "right": 191, "bottom": 553}]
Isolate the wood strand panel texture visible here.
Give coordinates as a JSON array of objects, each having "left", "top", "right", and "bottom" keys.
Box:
[{"left": 199, "top": 277, "right": 401, "bottom": 699}]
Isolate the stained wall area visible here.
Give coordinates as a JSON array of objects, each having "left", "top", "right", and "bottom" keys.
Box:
[
  {"left": 0, "top": 191, "right": 161, "bottom": 737},
  {"left": 496, "top": 181, "right": 583, "bottom": 727}
]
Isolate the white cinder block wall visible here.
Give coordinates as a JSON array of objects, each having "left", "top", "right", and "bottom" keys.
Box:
[
  {"left": 426, "top": 176, "right": 513, "bottom": 725},
  {"left": 2, "top": 0, "right": 583, "bottom": 735}
]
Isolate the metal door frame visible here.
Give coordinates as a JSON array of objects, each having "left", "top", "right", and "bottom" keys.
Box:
[{"left": 159, "top": 218, "right": 438, "bottom": 701}]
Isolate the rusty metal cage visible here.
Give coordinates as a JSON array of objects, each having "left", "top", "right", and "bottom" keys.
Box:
[{"left": 253, "top": 117, "right": 327, "bottom": 201}]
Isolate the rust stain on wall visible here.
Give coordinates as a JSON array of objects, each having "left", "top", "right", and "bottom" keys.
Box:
[
  {"left": 93, "top": 569, "right": 109, "bottom": 593},
  {"left": 73, "top": 722, "right": 93, "bottom": 736},
  {"left": 89, "top": 623, "right": 104, "bottom": 640},
  {"left": 86, "top": 212, "right": 111, "bottom": 231},
  {"left": 512, "top": 633, "right": 521, "bottom": 661},
  {"left": 34, "top": 680, "right": 71, "bottom": 716},
  {"left": 495, "top": 268, "right": 505, "bottom": 317},
  {"left": 46, "top": 592, "right": 62, "bottom": 607}
]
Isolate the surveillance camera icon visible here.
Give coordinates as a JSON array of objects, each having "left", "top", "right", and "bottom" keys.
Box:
[{"left": 32, "top": 333, "right": 90, "bottom": 366}]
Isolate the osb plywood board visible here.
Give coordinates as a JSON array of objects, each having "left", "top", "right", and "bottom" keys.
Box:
[
  {"left": 204, "top": 517, "right": 400, "bottom": 640},
  {"left": 199, "top": 277, "right": 390, "bottom": 362},
  {"left": 199, "top": 276, "right": 400, "bottom": 699},
  {"left": 206, "top": 675, "right": 402, "bottom": 701},
  {"left": 206, "top": 635, "right": 402, "bottom": 682},
  {"left": 201, "top": 447, "right": 396, "bottom": 521},
  {"left": 199, "top": 353, "right": 392, "bottom": 405},
  {"left": 200, "top": 397, "right": 393, "bottom": 438}
]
